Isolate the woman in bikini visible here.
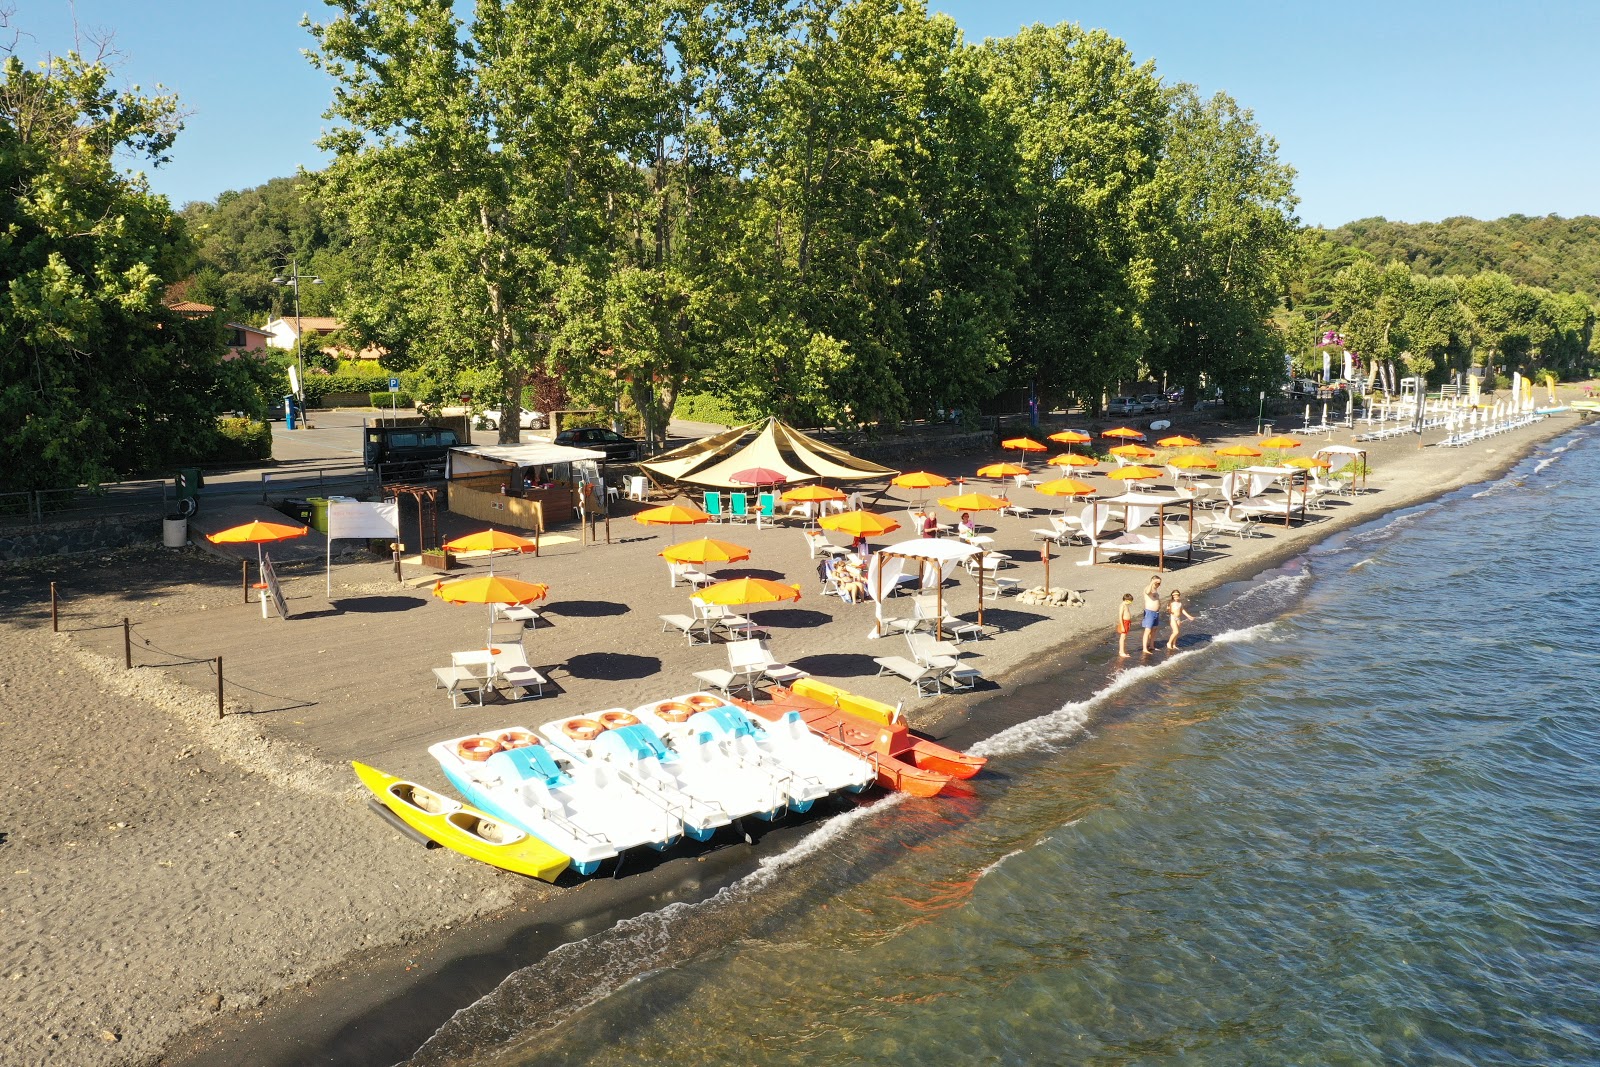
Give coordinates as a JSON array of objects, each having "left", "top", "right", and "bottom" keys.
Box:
[{"left": 1165, "top": 589, "right": 1195, "bottom": 651}]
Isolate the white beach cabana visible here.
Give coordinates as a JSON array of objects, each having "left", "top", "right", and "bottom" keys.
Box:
[
  {"left": 1087, "top": 492, "right": 1196, "bottom": 570},
  {"left": 1313, "top": 444, "right": 1369, "bottom": 490},
  {"left": 868, "top": 537, "right": 985, "bottom": 638},
  {"left": 1227, "top": 465, "right": 1309, "bottom": 527}
]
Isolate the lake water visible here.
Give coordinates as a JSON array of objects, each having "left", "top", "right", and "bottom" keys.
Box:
[{"left": 410, "top": 423, "right": 1600, "bottom": 1066}]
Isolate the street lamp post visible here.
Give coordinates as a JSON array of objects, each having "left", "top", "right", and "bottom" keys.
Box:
[
  {"left": 272, "top": 258, "right": 321, "bottom": 429},
  {"left": 1256, "top": 391, "right": 1266, "bottom": 435}
]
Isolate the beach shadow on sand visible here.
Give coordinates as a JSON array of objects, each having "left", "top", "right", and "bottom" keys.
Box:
[
  {"left": 752, "top": 607, "right": 833, "bottom": 629},
  {"left": 789, "top": 652, "right": 879, "bottom": 678},
  {"left": 331, "top": 596, "right": 427, "bottom": 614},
  {"left": 561, "top": 651, "right": 660, "bottom": 681},
  {"left": 543, "top": 600, "right": 631, "bottom": 618}
]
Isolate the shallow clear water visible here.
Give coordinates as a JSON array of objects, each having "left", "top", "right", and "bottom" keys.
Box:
[{"left": 412, "top": 425, "right": 1600, "bottom": 1067}]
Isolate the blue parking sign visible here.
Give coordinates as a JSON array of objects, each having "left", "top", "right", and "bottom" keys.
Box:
[{"left": 388, "top": 377, "right": 400, "bottom": 392}]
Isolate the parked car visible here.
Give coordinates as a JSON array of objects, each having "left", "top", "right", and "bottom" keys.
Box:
[
  {"left": 476, "top": 407, "right": 546, "bottom": 431},
  {"left": 363, "top": 425, "right": 462, "bottom": 478},
  {"left": 554, "top": 426, "right": 642, "bottom": 462},
  {"left": 1138, "top": 393, "right": 1172, "bottom": 414},
  {"left": 1106, "top": 396, "right": 1146, "bottom": 416}
]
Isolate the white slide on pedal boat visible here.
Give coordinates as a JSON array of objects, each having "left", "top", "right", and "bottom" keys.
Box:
[
  {"left": 540, "top": 711, "right": 782, "bottom": 839},
  {"left": 430, "top": 727, "right": 681, "bottom": 876}
]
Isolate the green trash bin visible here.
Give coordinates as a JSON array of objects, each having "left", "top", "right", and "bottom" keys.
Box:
[
  {"left": 175, "top": 467, "right": 203, "bottom": 515},
  {"left": 307, "top": 496, "right": 330, "bottom": 534}
]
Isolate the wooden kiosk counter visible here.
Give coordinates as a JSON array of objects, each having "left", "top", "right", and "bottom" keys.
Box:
[{"left": 445, "top": 441, "right": 609, "bottom": 533}]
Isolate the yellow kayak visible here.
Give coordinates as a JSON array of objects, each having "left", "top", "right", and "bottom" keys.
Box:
[{"left": 352, "top": 761, "right": 569, "bottom": 882}]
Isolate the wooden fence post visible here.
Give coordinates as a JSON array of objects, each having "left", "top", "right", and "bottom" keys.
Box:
[
  {"left": 216, "top": 657, "right": 224, "bottom": 718},
  {"left": 50, "top": 582, "right": 58, "bottom": 632},
  {"left": 242, "top": 560, "right": 250, "bottom": 604},
  {"left": 123, "top": 617, "right": 131, "bottom": 669}
]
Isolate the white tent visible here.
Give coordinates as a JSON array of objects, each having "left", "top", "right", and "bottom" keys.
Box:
[{"left": 872, "top": 537, "right": 985, "bottom": 637}]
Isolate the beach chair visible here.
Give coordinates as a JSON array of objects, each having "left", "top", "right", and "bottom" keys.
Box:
[
  {"left": 490, "top": 620, "right": 528, "bottom": 648},
  {"left": 668, "top": 561, "right": 710, "bottom": 589},
  {"left": 692, "top": 663, "right": 762, "bottom": 699},
  {"left": 496, "top": 666, "right": 546, "bottom": 700},
  {"left": 703, "top": 492, "right": 723, "bottom": 522},
  {"left": 496, "top": 602, "right": 542, "bottom": 628},
  {"left": 873, "top": 655, "right": 952, "bottom": 697},
  {"left": 728, "top": 638, "right": 807, "bottom": 687},
  {"left": 660, "top": 613, "right": 713, "bottom": 645},
  {"left": 802, "top": 530, "right": 847, "bottom": 559},
  {"left": 905, "top": 634, "right": 982, "bottom": 690},
  {"left": 432, "top": 664, "right": 492, "bottom": 708},
  {"left": 728, "top": 492, "right": 751, "bottom": 523},
  {"left": 756, "top": 493, "right": 778, "bottom": 528}
]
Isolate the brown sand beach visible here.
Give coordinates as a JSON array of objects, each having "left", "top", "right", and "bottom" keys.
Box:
[{"left": 0, "top": 407, "right": 1586, "bottom": 1066}]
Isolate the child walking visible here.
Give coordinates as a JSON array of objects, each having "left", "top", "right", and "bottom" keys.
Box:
[
  {"left": 1165, "top": 590, "right": 1195, "bottom": 651},
  {"left": 1116, "top": 593, "right": 1134, "bottom": 658}
]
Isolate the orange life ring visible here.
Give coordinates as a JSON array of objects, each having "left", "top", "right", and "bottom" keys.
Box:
[
  {"left": 599, "top": 711, "right": 640, "bottom": 729},
  {"left": 656, "top": 701, "right": 696, "bottom": 722},
  {"left": 495, "top": 729, "right": 538, "bottom": 749},
  {"left": 686, "top": 694, "right": 721, "bottom": 710},
  {"left": 457, "top": 736, "right": 503, "bottom": 761},
  {"left": 563, "top": 718, "right": 605, "bottom": 741}
]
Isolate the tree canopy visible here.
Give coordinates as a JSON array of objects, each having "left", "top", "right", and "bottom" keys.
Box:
[{"left": 0, "top": 48, "right": 253, "bottom": 489}]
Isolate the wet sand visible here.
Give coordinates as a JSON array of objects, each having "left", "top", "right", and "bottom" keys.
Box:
[{"left": 0, "top": 405, "right": 1584, "bottom": 1067}]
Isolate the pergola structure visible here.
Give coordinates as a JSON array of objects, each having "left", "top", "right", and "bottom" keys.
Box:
[
  {"left": 1089, "top": 492, "right": 1197, "bottom": 571},
  {"left": 870, "top": 537, "right": 985, "bottom": 638}
]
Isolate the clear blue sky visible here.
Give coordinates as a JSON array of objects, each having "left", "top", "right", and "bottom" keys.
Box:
[{"left": 15, "top": 0, "right": 1599, "bottom": 227}]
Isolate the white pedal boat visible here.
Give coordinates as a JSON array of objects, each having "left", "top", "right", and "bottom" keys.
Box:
[
  {"left": 430, "top": 727, "right": 682, "bottom": 877},
  {"left": 634, "top": 693, "right": 873, "bottom": 812},
  {"left": 539, "top": 711, "right": 784, "bottom": 839}
]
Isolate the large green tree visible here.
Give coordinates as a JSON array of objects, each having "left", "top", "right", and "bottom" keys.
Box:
[{"left": 0, "top": 50, "right": 242, "bottom": 488}]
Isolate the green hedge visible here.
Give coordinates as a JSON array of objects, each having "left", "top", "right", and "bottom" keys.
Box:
[
  {"left": 209, "top": 417, "right": 273, "bottom": 463},
  {"left": 303, "top": 371, "right": 415, "bottom": 405},
  {"left": 673, "top": 392, "right": 757, "bottom": 427},
  {"left": 369, "top": 391, "right": 416, "bottom": 408}
]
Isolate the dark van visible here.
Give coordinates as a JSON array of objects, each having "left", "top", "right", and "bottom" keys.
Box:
[{"left": 363, "top": 426, "right": 461, "bottom": 478}]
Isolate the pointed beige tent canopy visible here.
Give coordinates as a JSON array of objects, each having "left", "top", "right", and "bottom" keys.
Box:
[{"left": 641, "top": 416, "right": 897, "bottom": 489}]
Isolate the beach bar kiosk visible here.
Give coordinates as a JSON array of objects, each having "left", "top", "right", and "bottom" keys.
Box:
[{"left": 445, "top": 442, "right": 607, "bottom": 532}]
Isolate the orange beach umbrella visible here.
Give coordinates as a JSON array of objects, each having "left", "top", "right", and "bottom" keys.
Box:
[
  {"left": 635, "top": 503, "right": 714, "bottom": 543},
  {"left": 1109, "top": 443, "right": 1156, "bottom": 458},
  {"left": 1049, "top": 453, "right": 1099, "bottom": 468},
  {"left": 1102, "top": 427, "right": 1146, "bottom": 440},
  {"left": 659, "top": 537, "right": 752, "bottom": 565},
  {"left": 1036, "top": 477, "right": 1097, "bottom": 498},
  {"left": 1284, "top": 456, "right": 1332, "bottom": 469},
  {"left": 1000, "top": 437, "right": 1048, "bottom": 453},
  {"left": 1048, "top": 429, "right": 1092, "bottom": 445},
  {"left": 892, "top": 471, "right": 952, "bottom": 489},
  {"left": 819, "top": 510, "right": 901, "bottom": 538},
  {"left": 976, "top": 462, "right": 1030, "bottom": 479},
  {"left": 938, "top": 492, "right": 1010, "bottom": 512},
  {"left": 1259, "top": 435, "right": 1303, "bottom": 450},
  {"left": 1106, "top": 465, "right": 1161, "bottom": 482},
  {"left": 1215, "top": 444, "right": 1263, "bottom": 458},
  {"left": 1170, "top": 453, "right": 1219, "bottom": 470},
  {"left": 442, "top": 528, "right": 538, "bottom": 555},
  {"left": 1157, "top": 435, "right": 1203, "bottom": 448},
  {"left": 208, "top": 519, "right": 309, "bottom": 567},
  {"left": 433, "top": 574, "right": 551, "bottom": 651},
  {"left": 781, "top": 484, "right": 846, "bottom": 502},
  {"left": 698, "top": 576, "right": 802, "bottom": 605}
]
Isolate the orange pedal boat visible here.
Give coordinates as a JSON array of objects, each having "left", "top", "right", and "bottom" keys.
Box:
[{"left": 734, "top": 681, "right": 985, "bottom": 798}]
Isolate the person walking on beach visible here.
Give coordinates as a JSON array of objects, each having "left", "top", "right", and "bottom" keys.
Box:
[
  {"left": 1165, "top": 590, "right": 1194, "bottom": 651},
  {"left": 1116, "top": 593, "right": 1134, "bottom": 658},
  {"left": 1141, "top": 575, "right": 1162, "bottom": 654}
]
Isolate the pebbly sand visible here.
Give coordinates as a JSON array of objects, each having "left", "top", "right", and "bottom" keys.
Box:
[{"left": 0, "top": 404, "right": 1586, "bottom": 1067}]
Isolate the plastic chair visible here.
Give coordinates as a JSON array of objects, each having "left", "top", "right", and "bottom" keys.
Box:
[
  {"left": 703, "top": 492, "right": 723, "bottom": 522},
  {"left": 729, "top": 492, "right": 751, "bottom": 523}
]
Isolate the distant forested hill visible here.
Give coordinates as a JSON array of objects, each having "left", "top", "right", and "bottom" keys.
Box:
[{"left": 1320, "top": 214, "right": 1600, "bottom": 301}]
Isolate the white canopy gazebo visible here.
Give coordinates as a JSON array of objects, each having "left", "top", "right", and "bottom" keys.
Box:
[
  {"left": 1313, "top": 444, "right": 1369, "bottom": 490},
  {"left": 1090, "top": 492, "right": 1196, "bottom": 570},
  {"left": 868, "top": 537, "right": 984, "bottom": 638}
]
